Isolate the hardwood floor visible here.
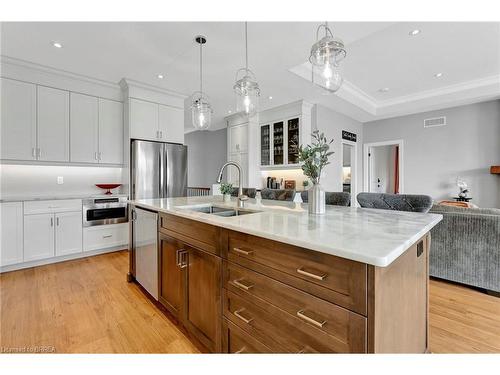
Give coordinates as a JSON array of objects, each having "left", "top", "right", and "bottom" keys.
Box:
[{"left": 1, "top": 250, "right": 499, "bottom": 353}]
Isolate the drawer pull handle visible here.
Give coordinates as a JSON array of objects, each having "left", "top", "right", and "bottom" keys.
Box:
[
  {"left": 234, "top": 308, "right": 253, "bottom": 324},
  {"left": 296, "top": 267, "right": 327, "bottom": 281},
  {"left": 232, "top": 279, "right": 254, "bottom": 291},
  {"left": 296, "top": 310, "right": 326, "bottom": 328},
  {"left": 232, "top": 247, "right": 253, "bottom": 256},
  {"left": 234, "top": 347, "right": 246, "bottom": 354},
  {"left": 103, "top": 235, "right": 113, "bottom": 238}
]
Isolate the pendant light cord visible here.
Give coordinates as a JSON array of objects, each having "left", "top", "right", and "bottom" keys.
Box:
[
  {"left": 245, "top": 22, "right": 248, "bottom": 71},
  {"left": 199, "top": 40, "right": 203, "bottom": 94}
]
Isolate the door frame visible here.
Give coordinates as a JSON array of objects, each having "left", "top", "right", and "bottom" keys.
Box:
[
  {"left": 340, "top": 139, "right": 358, "bottom": 207},
  {"left": 363, "top": 139, "right": 404, "bottom": 194}
]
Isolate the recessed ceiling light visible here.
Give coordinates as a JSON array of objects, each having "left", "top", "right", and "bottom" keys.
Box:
[
  {"left": 268, "top": 96, "right": 273, "bottom": 100},
  {"left": 228, "top": 110, "right": 232, "bottom": 114},
  {"left": 157, "top": 74, "right": 164, "bottom": 79},
  {"left": 434, "top": 72, "right": 443, "bottom": 78},
  {"left": 378, "top": 87, "right": 390, "bottom": 93},
  {"left": 409, "top": 29, "right": 421, "bottom": 36},
  {"left": 52, "top": 41, "right": 63, "bottom": 48}
]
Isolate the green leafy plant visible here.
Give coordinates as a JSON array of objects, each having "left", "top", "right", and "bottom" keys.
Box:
[
  {"left": 220, "top": 182, "right": 233, "bottom": 195},
  {"left": 298, "top": 130, "right": 334, "bottom": 185},
  {"left": 302, "top": 180, "right": 309, "bottom": 188}
]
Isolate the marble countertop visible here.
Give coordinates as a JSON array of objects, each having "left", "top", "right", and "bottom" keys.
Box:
[
  {"left": 0, "top": 193, "right": 128, "bottom": 203},
  {"left": 130, "top": 196, "right": 442, "bottom": 267}
]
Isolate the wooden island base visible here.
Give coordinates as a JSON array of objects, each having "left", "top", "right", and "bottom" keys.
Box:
[{"left": 129, "top": 212, "right": 430, "bottom": 353}]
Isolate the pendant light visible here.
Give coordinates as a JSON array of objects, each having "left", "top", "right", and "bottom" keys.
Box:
[
  {"left": 309, "top": 22, "right": 346, "bottom": 93},
  {"left": 191, "top": 35, "right": 212, "bottom": 130},
  {"left": 233, "top": 22, "right": 260, "bottom": 117}
]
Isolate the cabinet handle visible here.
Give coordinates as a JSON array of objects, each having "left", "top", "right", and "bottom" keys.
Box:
[
  {"left": 32, "top": 148, "right": 36, "bottom": 158},
  {"left": 232, "top": 279, "right": 254, "bottom": 291},
  {"left": 37, "top": 148, "right": 41, "bottom": 158},
  {"left": 234, "top": 347, "right": 247, "bottom": 354},
  {"left": 234, "top": 308, "right": 253, "bottom": 324},
  {"left": 176, "top": 249, "right": 184, "bottom": 267},
  {"left": 98, "top": 152, "right": 102, "bottom": 160},
  {"left": 296, "top": 267, "right": 327, "bottom": 281},
  {"left": 50, "top": 217, "right": 53, "bottom": 227},
  {"left": 56, "top": 217, "right": 59, "bottom": 226},
  {"left": 296, "top": 310, "right": 326, "bottom": 328},
  {"left": 156, "top": 130, "right": 159, "bottom": 139},
  {"left": 176, "top": 250, "right": 188, "bottom": 268},
  {"left": 103, "top": 235, "right": 113, "bottom": 238},
  {"left": 94, "top": 152, "right": 98, "bottom": 160},
  {"left": 232, "top": 247, "right": 253, "bottom": 256},
  {"left": 159, "top": 130, "right": 163, "bottom": 138}
]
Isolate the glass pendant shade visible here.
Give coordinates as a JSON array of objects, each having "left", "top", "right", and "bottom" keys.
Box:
[
  {"left": 191, "top": 35, "right": 212, "bottom": 130},
  {"left": 233, "top": 68, "right": 260, "bottom": 116},
  {"left": 309, "top": 23, "right": 346, "bottom": 93},
  {"left": 191, "top": 92, "right": 212, "bottom": 130},
  {"left": 234, "top": 22, "right": 260, "bottom": 117}
]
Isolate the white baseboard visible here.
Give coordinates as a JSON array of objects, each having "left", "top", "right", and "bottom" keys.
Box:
[{"left": 0, "top": 245, "right": 128, "bottom": 273}]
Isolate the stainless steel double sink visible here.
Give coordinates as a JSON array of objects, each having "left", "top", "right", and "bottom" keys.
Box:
[{"left": 179, "top": 204, "right": 261, "bottom": 217}]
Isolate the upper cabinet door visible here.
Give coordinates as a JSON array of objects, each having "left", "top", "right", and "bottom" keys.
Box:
[
  {"left": 98, "top": 99, "right": 123, "bottom": 164},
  {"left": 130, "top": 98, "right": 159, "bottom": 141},
  {"left": 1, "top": 78, "right": 37, "bottom": 160},
  {"left": 230, "top": 124, "right": 248, "bottom": 153},
  {"left": 37, "top": 86, "right": 70, "bottom": 162},
  {"left": 70, "top": 92, "right": 98, "bottom": 163},
  {"left": 158, "top": 104, "right": 184, "bottom": 144}
]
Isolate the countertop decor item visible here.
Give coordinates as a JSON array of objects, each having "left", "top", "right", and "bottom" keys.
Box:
[
  {"left": 95, "top": 183, "right": 121, "bottom": 195},
  {"left": 220, "top": 182, "right": 233, "bottom": 203},
  {"left": 298, "top": 130, "right": 334, "bottom": 214},
  {"left": 190, "top": 35, "right": 212, "bottom": 130}
]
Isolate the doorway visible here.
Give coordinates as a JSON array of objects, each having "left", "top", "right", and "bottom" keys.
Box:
[
  {"left": 341, "top": 140, "right": 357, "bottom": 206},
  {"left": 363, "top": 140, "right": 404, "bottom": 194}
]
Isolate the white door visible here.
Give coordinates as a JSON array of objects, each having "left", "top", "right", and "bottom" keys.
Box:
[
  {"left": 98, "top": 98, "right": 123, "bottom": 164},
  {"left": 24, "top": 213, "right": 55, "bottom": 262},
  {"left": 70, "top": 92, "right": 98, "bottom": 163},
  {"left": 37, "top": 86, "right": 70, "bottom": 162},
  {"left": 55, "top": 211, "right": 82, "bottom": 256},
  {"left": 129, "top": 98, "right": 159, "bottom": 141},
  {"left": 1, "top": 78, "right": 37, "bottom": 160},
  {"left": 0, "top": 202, "right": 24, "bottom": 266},
  {"left": 158, "top": 104, "right": 184, "bottom": 144}
]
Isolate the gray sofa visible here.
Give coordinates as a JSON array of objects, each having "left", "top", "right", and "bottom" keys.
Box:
[{"left": 429, "top": 204, "right": 500, "bottom": 293}]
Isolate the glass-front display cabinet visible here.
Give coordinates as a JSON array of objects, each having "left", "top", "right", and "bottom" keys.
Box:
[
  {"left": 260, "top": 117, "right": 300, "bottom": 167},
  {"left": 260, "top": 124, "right": 270, "bottom": 166}
]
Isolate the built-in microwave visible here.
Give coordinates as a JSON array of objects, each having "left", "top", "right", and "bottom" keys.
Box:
[{"left": 82, "top": 197, "right": 128, "bottom": 227}]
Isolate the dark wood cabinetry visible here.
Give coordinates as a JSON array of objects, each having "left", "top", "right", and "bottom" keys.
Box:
[{"left": 152, "top": 211, "right": 430, "bottom": 354}]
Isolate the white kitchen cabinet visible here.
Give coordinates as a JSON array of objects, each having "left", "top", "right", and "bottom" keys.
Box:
[
  {"left": 37, "top": 86, "right": 70, "bottom": 162},
  {"left": 0, "top": 78, "right": 37, "bottom": 160},
  {"left": 0, "top": 202, "right": 24, "bottom": 266},
  {"left": 83, "top": 223, "right": 128, "bottom": 252},
  {"left": 24, "top": 213, "right": 55, "bottom": 262},
  {"left": 130, "top": 98, "right": 159, "bottom": 141},
  {"left": 229, "top": 123, "right": 248, "bottom": 153},
  {"left": 70, "top": 92, "right": 99, "bottom": 163},
  {"left": 55, "top": 211, "right": 83, "bottom": 256},
  {"left": 159, "top": 104, "right": 184, "bottom": 144},
  {"left": 98, "top": 99, "right": 123, "bottom": 164}
]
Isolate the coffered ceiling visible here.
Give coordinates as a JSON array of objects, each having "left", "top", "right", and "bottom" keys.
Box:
[{"left": 2, "top": 21, "right": 499, "bottom": 130}]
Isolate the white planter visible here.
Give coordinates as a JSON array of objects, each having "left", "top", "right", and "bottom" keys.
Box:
[
  {"left": 309, "top": 184, "right": 325, "bottom": 214},
  {"left": 223, "top": 194, "right": 231, "bottom": 203}
]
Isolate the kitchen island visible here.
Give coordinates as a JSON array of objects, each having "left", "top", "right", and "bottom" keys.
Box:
[{"left": 128, "top": 196, "right": 442, "bottom": 353}]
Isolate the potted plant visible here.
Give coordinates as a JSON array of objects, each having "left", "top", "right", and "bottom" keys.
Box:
[
  {"left": 220, "top": 182, "right": 233, "bottom": 203},
  {"left": 298, "top": 130, "right": 334, "bottom": 214}
]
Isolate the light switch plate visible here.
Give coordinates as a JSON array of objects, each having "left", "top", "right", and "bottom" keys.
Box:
[{"left": 57, "top": 176, "right": 64, "bottom": 185}]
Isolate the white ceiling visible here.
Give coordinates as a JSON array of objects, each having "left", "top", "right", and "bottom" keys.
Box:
[{"left": 2, "top": 21, "right": 499, "bottom": 130}]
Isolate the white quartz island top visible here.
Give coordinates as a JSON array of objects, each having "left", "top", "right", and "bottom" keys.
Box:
[{"left": 130, "top": 196, "right": 442, "bottom": 267}]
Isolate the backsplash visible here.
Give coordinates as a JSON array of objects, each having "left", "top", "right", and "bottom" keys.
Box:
[{"left": 0, "top": 164, "right": 124, "bottom": 199}]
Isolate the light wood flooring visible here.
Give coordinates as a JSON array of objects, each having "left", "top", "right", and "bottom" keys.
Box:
[{"left": 1, "top": 250, "right": 499, "bottom": 353}]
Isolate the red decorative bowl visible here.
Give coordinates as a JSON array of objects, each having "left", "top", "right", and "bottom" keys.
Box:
[{"left": 95, "top": 184, "right": 122, "bottom": 195}]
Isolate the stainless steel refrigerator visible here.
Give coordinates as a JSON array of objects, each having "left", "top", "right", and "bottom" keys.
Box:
[
  {"left": 130, "top": 139, "right": 187, "bottom": 300},
  {"left": 131, "top": 140, "right": 187, "bottom": 200}
]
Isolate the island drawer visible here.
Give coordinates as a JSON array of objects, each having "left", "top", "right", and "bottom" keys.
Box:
[
  {"left": 224, "top": 288, "right": 366, "bottom": 353},
  {"left": 223, "top": 230, "right": 367, "bottom": 315},
  {"left": 223, "top": 260, "right": 367, "bottom": 351},
  {"left": 159, "top": 213, "right": 219, "bottom": 254},
  {"left": 222, "top": 318, "right": 273, "bottom": 353}
]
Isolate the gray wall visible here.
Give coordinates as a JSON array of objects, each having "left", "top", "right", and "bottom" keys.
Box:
[
  {"left": 364, "top": 100, "right": 500, "bottom": 208},
  {"left": 314, "top": 104, "right": 364, "bottom": 199},
  {"left": 185, "top": 128, "right": 227, "bottom": 188}
]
